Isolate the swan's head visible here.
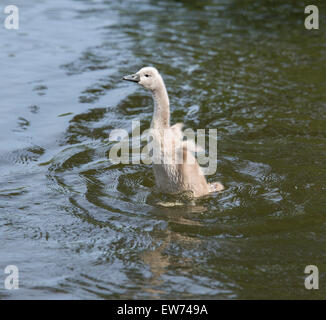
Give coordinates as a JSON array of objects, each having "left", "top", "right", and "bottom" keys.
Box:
[{"left": 123, "top": 67, "right": 163, "bottom": 91}]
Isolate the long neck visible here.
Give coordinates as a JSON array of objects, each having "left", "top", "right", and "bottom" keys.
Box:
[{"left": 151, "top": 81, "right": 170, "bottom": 129}]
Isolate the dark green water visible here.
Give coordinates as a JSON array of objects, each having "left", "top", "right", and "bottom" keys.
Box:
[{"left": 0, "top": 0, "right": 325, "bottom": 299}]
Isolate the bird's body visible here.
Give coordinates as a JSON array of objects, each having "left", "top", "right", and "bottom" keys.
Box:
[{"left": 123, "top": 67, "right": 224, "bottom": 197}]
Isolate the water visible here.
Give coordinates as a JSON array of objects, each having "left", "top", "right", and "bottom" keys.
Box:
[{"left": 0, "top": 0, "right": 325, "bottom": 299}]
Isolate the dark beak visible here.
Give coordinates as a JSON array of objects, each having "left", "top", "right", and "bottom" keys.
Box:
[{"left": 123, "top": 73, "right": 140, "bottom": 83}]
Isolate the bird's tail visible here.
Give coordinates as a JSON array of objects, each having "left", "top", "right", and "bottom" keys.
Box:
[{"left": 209, "top": 182, "right": 224, "bottom": 193}]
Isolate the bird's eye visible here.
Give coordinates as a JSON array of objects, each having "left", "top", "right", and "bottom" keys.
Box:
[{"left": 145, "top": 74, "right": 150, "bottom": 77}]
